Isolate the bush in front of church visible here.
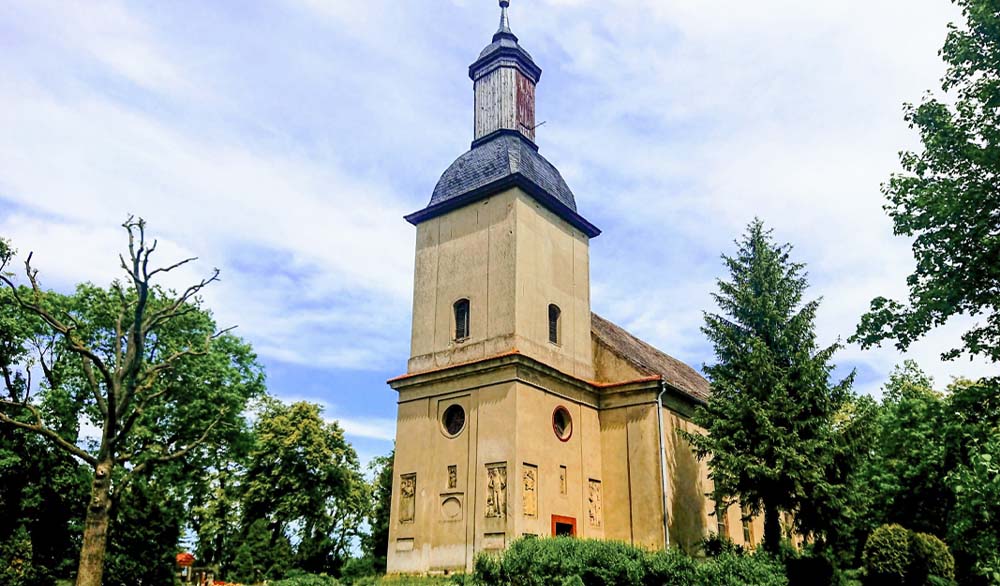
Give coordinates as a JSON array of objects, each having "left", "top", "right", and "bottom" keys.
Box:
[
  {"left": 861, "top": 524, "right": 955, "bottom": 586},
  {"left": 862, "top": 524, "right": 913, "bottom": 586},
  {"left": 471, "top": 537, "right": 787, "bottom": 586}
]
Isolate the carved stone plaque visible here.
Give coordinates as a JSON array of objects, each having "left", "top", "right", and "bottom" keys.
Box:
[
  {"left": 485, "top": 463, "right": 507, "bottom": 519},
  {"left": 400, "top": 473, "right": 416, "bottom": 524},
  {"left": 588, "top": 479, "right": 603, "bottom": 528},
  {"left": 523, "top": 464, "right": 538, "bottom": 519},
  {"left": 448, "top": 465, "right": 457, "bottom": 489}
]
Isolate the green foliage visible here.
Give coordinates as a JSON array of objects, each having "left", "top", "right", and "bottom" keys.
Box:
[
  {"left": 853, "top": 0, "right": 1000, "bottom": 362},
  {"left": 947, "top": 435, "right": 1000, "bottom": 584},
  {"left": 863, "top": 525, "right": 913, "bottom": 586},
  {"left": 470, "top": 537, "right": 785, "bottom": 586},
  {"left": 103, "top": 480, "right": 182, "bottom": 586},
  {"left": 862, "top": 524, "right": 957, "bottom": 586},
  {"left": 231, "top": 517, "right": 293, "bottom": 583},
  {"left": 687, "top": 219, "right": 854, "bottom": 553},
  {"left": 910, "top": 533, "right": 956, "bottom": 586},
  {"left": 700, "top": 534, "right": 745, "bottom": 558},
  {"left": 864, "top": 363, "right": 951, "bottom": 537},
  {"left": 697, "top": 552, "right": 788, "bottom": 586},
  {"left": 363, "top": 450, "right": 394, "bottom": 574},
  {"left": 271, "top": 572, "right": 342, "bottom": 586},
  {"left": 0, "top": 526, "right": 41, "bottom": 586},
  {"left": 0, "top": 424, "right": 90, "bottom": 580},
  {"left": 236, "top": 399, "right": 368, "bottom": 579}
]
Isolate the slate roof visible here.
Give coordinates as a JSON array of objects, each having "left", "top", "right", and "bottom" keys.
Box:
[
  {"left": 430, "top": 133, "right": 575, "bottom": 210},
  {"left": 591, "top": 313, "right": 711, "bottom": 403},
  {"left": 470, "top": 36, "right": 541, "bottom": 82},
  {"left": 405, "top": 132, "right": 600, "bottom": 238}
]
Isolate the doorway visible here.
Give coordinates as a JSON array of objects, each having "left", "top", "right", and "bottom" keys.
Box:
[{"left": 551, "top": 515, "right": 577, "bottom": 537}]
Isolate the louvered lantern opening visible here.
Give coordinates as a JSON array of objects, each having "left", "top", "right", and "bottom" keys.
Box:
[
  {"left": 548, "top": 304, "right": 561, "bottom": 344},
  {"left": 454, "top": 299, "right": 470, "bottom": 341}
]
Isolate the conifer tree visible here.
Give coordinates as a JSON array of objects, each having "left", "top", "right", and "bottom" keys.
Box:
[{"left": 688, "top": 219, "right": 854, "bottom": 554}]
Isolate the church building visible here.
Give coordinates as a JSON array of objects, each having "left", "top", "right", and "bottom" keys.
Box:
[{"left": 387, "top": 1, "right": 764, "bottom": 573}]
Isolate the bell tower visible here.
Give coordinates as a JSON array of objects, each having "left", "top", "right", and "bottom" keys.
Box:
[
  {"left": 388, "top": 1, "right": 605, "bottom": 574},
  {"left": 402, "top": 0, "right": 600, "bottom": 381}
]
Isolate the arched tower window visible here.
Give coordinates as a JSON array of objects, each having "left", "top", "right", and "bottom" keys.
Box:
[
  {"left": 548, "top": 304, "right": 561, "bottom": 345},
  {"left": 454, "top": 299, "right": 470, "bottom": 341}
]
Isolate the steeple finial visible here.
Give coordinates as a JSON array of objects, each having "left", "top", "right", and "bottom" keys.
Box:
[{"left": 495, "top": 0, "right": 516, "bottom": 41}]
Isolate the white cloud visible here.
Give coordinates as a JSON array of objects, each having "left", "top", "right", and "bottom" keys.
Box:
[{"left": 329, "top": 416, "right": 397, "bottom": 442}]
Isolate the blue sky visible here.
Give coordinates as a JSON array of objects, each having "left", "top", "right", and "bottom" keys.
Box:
[{"left": 0, "top": 0, "right": 991, "bottom": 466}]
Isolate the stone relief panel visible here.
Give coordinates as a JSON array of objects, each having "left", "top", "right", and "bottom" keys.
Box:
[
  {"left": 448, "top": 465, "right": 457, "bottom": 490},
  {"left": 522, "top": 464, "right": 538, "bottom": 519},
  {"left": 588, "top": 479, "right": 603, "bottom": 528},
  {"left": 400, "top": 473, "right": 416, "bottom": 524},
  {"left": 485, "top": 463, "right": 507, "bottom": 519}
]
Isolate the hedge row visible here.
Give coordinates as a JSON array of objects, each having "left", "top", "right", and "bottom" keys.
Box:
[{"left": 472, "top": 537, "right": 787, "bottom": 586}]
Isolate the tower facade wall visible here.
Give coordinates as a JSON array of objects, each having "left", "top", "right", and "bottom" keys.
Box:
[{"left": 407, "top": 188, "right": 593, "bottom": 379}]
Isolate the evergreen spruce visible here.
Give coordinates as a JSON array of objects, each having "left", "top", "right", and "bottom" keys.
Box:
[{"left": 688, "top": 219, "right": 854, "bottom": 554}]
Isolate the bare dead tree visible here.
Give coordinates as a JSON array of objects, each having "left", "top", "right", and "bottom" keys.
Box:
[{"left": 0, "top": 217, "right": 232, "bottom": 586}]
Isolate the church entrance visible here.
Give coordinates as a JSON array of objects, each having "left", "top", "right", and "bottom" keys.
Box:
[{"left": 551, "top": 515, "right": 577, "bottom": 537}]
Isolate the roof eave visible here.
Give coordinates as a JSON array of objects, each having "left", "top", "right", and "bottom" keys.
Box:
[
  {"left": 404, "top": 174, "right": 601, "bottom": 238},
  {"left": 469, "top": 46, "right": 542, "bottom": 82}
]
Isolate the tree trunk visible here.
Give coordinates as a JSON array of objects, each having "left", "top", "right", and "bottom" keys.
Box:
[
  {"left": 76, "top": 459, "right": 113, "bottom": 586},
  {"left": 763, "top": 503, "right": 781, "bottom": 555}
]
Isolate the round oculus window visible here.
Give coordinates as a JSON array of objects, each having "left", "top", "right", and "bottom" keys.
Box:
[
  {"left": 442, "top": 404, "right": 466, "bottom": 437},
  {"left": 552, "top": 406, "right": 573, "bottom": 442}
]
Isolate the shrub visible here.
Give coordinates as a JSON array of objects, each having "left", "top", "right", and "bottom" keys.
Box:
[
  {"left": 470, "top": 537, "right": 785, "bottom": 586},
  {"left": 0, "top": 527, "right": 41, "bottom": 586},
  {"left": 862, "top": 524, "right": 912, "bottom": 586},
  {"left": 908, "top": 532, "right": 954, "bottom": 586},
  {"left": 271, "top": 573, "right": 342, "bottom": 586},
  {"left": 643, "top": 548, "right": 699, "bottom": 586},
  {"left": 697, "top": 553, "right": 789, "bottom": 586}
]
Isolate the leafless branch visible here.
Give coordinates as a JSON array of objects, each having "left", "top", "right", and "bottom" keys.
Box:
[{"left": 147, "top": 256, "right": 197, "bottom": 279}]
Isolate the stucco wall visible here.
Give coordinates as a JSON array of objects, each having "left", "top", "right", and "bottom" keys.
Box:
[
  {"left": 512, "top": 382, "right": 604, "bottom": 540},
  {"left": 512, "top": 192, "right": 594, "bottom": 379},
  {"left": 408, "top": 188, "right": 593, "bottom": 379},
  {"left": 388, "top": 380, "right": 518, "bottom": 573}
]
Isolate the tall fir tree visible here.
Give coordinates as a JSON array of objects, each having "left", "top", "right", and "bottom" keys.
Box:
[{"left": 688, "top": 219, "right": 854, "bottom": 554}]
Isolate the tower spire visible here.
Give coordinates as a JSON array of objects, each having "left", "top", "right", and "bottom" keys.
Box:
[{"left": 495, "top": 0, "right": 516, "bottom": 42}]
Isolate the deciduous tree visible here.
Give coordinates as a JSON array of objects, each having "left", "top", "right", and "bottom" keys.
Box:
[
  {"left": 853, "top": 0, "right": 1000, "bottom": 362},
  {"left": 239, "top": 400, "right": 368, "bottom": 578},
  {"left": 0, "top": 220, "right": 264, "bottom": 586}
]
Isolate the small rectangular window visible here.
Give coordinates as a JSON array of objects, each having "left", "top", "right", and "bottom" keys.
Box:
[{"left": 454, "top": 299, "right": 470, "bottom": 340}]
